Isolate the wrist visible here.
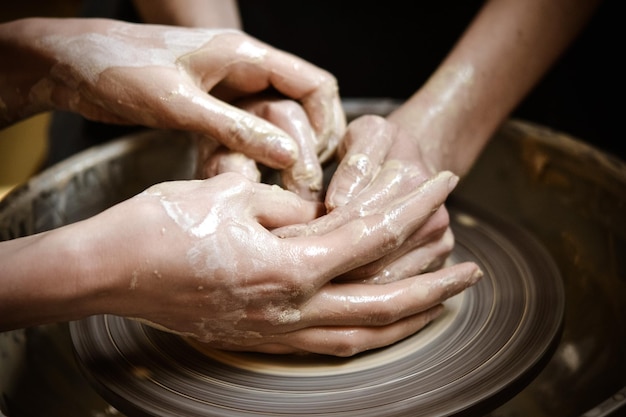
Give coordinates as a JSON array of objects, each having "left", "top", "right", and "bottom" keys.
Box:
[{"left": 388, "top": 65, "right": 496, "bottom": 177}]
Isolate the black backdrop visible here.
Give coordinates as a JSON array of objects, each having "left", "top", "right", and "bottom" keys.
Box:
[{"left": 237, "top": 0, "right": 623, "bottom": 160}]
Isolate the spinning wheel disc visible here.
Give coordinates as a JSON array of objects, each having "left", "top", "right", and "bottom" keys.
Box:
[{"left": 70, "top": 202, "right": 564, "bottom": 417}]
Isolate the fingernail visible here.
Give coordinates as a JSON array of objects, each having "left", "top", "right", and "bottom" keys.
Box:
[
  {"left": 448, "top": 173, "right": 459, "bottom": 192},
  {"left": 429, "top": 171, "right": 459, "bottom": 192},
  {"left": 470, "top": 267, "right": 484, "bottom": 284},
  {"left": 327, "top": 190, "right": 347, "bottom": 209},
  {"left": 276, "top": 135, "right": 299, "bottom": 163},
  {"left": 264, "top": 133, "right": 298, "bottom": 167}
]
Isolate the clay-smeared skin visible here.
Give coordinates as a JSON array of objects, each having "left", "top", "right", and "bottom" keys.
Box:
[
  {"left": 198, "top": 147, "right": 262, "bottom": 184},
  {"left": 109, "top": 171, "right": 478, "bottom": 356},
  {"left": 196, "top": 99, "right": 325, "bottom": 201},
  {"left": 385, "top": 0, "right": 601, "bottom": 178},
  {"left": 310, "top": 0, "right": 602, "bottom": 286},
  {"left": 240, "top": 99, "right": 326, "bottom": 200},
  {"left": 0, "top": 171, "right": 481, "bottom": 357},
  {"left": 0, "top": 18, "right": 345, "bottom": 188},
  {"left": 276, "top": 116, "right": 456, "bottom": 283}
]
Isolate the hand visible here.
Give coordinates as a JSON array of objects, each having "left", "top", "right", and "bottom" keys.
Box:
[
  {"left": 0, "top": 171, "right": 480, "bottom": 356},
  {"left": 276, "top": 115, "right": 456, "bottom": 283},
  {"left": 196, "top": 98, "right": 327, "bottom": 201},
  {"left": 0, "top": 18, "right": 345, "bottom": 171},
  {"left": 118, "top": 171, "right": 477, "bottom": 355}
]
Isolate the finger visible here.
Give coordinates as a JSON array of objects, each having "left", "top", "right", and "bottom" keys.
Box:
[
  {"left": 339, "top": 228, "right": 456, "bottom": 284},
  {"left": 315, "top": 93, "right": 344, "bottom": 164},
  {"left": 201, "top": 261, "right": 481, "bottom": 355},
  {"left": 274, "top": 160, "right": 428, "bottom": 239},
  {"left": 229, "top": 305, "right": 445, "bottom": 356},
  {"left": 201, "top": 147, "right": 261, "bottom": 182},
  {"left": 275, "top": 104, "right": 324, "bottom": 201},
  {"left": 337, "top": 208, "right": 453, "bottom": 282},
  {"left": 193, "top": 133, "right": 221, "bottom": 179},
  {"left": 249, "top": 182, "right": 324, "bottom": 228},
  {"left": 199, "top": 33, "right": 345, "bottom": 156},
  {"left": 288, "top": 305, "right": 445, "bottom": 356},
  {"left": 290, "top": 171, "right": 459, "bottom": 281},
  {"left": 262, "top": 53, "right": 346, "bottom": 158},
  {"left": 194, "top": 134, "right": 260, "bottom": 182},
  {"left": 301, "top": 262, "right": 482, "bottom": 327},
  {"left": 238, "top": 98, "right": 324, "bottom": 200},
  {"left": 164, "top": 84, "right": 301, "bottom": 169},
  {"left": 325, "top": 115, "right": 395, "bottom": 209},
  {"left": 301, "top": 87, "right": 345, "bottom": 164}
]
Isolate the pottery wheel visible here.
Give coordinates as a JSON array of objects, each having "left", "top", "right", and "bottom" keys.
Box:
[{"left": 69, "top": 201, "right": 564, "bottom": 417}]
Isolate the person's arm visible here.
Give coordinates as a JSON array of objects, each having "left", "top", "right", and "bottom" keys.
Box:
[
  {"left": 0, "top": 17, "right": 344, "bottom": 173},
  {"left": 287, "top": 0, "right": 601, "bottom": 284},
  {"left": 0, "top": 171, "right": 480, "bottom": 356},
  {"left": 132, "top": 0, "right": 241, "bottom": 29},
  {"left": 387, "top": 0, "right": 602, "bottom": 177}
]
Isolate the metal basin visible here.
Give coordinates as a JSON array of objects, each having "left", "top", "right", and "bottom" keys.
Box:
[{"left": 0, "top": 103, "right": 624, "bottom": 416}]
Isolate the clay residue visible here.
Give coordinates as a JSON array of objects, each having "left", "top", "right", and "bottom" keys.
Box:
[{"left": 264, "top": 303, "right": 302, "bottom": 326}]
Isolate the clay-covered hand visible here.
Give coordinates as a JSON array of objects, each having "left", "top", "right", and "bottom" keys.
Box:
[
  {"left": 196, "top": 98, "right": 325, "bottom": 201},
  {"left": 0, "top": 17, "right": 344, "bottom": 171},
  {"left": 0, "top": 171, "right": 481, "bottom": 356},
  {"left": 116, "top": 171, "right": 479, "bottom": 355},
  {"left": 276, "top": 115, "right": 456, "bottom": 283}
]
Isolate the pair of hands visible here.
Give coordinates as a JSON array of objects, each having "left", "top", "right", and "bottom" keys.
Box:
[
  {"left": 189, "top": 96, "right": 476, "bottom": 356},
  {"left": 88, "top": 164, "right": 479, "bottom": 357},
  {"left": 118, "top": 116, "right": 478, "bottom": 356},
  {"left": 0, "top": 18, "right": 481, "bottom": 356}
]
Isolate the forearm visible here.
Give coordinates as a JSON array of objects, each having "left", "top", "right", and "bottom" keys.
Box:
[
  {"left": 388, "top": 0, "right": 601, "bottom": 176},
  {"left": 0, "top": 224, "right": 111, "bottom": 330},
  {"left": 0, "top": 18, "right": 52, "bottom": 125},
  {"left": 0, "top": 17, "right": 115, "bottom": 127},
  {"left": 132, "top": 0, "right": 242, "bottom": 28}
]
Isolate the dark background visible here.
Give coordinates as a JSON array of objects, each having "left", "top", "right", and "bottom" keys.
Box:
[{"left": 236, "top": 0, "right": 623, "bottom": 161}]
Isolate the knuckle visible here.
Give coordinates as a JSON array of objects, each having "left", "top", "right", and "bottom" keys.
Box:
[
  {"left": 378, "top": 229, "right": 404, "bottom": 253},
  {"left": 366, "top": 303, "right": 400, "bottom": 326},
  {"left": 318, "top": 71, "right": 339, "bottom": 90},
  {"left": 349, "top": 114, "right": 387, "bottom": 133},
  {"left": 330, "top": 339, "right": 362, "bottom": 357}
]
